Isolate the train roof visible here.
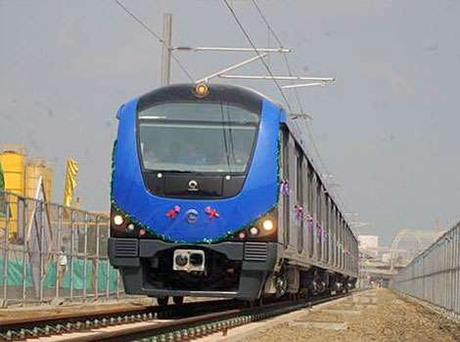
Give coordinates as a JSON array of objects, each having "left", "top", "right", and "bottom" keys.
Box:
[{"left": 137, "top": 83, "right": 284, "bottom": 114}]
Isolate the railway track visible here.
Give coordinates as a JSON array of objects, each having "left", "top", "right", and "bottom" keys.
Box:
[
  {"left": 0, "top": 298, "right": 237, "bottom": 341},
  {"left": 0, "top": 291, "right": 357, "bottom": 341}
]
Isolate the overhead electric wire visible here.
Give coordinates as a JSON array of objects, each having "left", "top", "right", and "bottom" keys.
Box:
[
  {"left": 251, "top": 0, "right": 303, "bottom": 113},
  {"left": 222, "top": 0, "right": 293, "bottom": 114},
  {"left": 113, "top": 0, "right": 194, "bottom": 82},
  {"left": 249, "top": 0, "right": 350, "bottom": 214}
]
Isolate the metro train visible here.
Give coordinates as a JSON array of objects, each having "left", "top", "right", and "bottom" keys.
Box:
[{"left": 108, "top": 83, "right": 358, "bottom": 306}]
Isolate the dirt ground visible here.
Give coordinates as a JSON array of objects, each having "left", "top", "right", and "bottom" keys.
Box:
[{"left": 243, "top": 289, "right": 460, "bottom": 342}]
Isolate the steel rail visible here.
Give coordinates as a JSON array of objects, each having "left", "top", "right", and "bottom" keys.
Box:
[{"left": 0, "top": 299, "right": 236, "bottom": 341}]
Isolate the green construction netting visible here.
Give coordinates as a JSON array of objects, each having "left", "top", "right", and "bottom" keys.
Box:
[{"left": 0, "top": 257, "right": 119, "bottom": 292}]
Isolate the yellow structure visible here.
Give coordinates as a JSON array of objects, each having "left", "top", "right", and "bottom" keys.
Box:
[
  {"left": 25, "top": 159, "right": 54, "bottom": 202},
  {"left": 64, "top": 159, "right": 79, "bottom": 207},
  {"left": 0, "top": 147, "right": 26, "bottom": 238},
  {"left": 0, "top": 146, "right": 55, "bottom": 240},
  {"left": 0, "top": 148, "right": 26, "bottom": 196}
]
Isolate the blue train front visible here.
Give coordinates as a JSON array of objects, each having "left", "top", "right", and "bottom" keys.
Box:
[{"left": 109, "top": 83, "right": 283, "bottom": 303}]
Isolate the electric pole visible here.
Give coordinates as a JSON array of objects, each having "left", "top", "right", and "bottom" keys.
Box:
[{"left": 161, "top": 13, "right": 172, "bottom": 85}]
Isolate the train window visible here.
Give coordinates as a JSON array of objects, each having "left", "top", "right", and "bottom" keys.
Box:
[
  {"left": 295, "top": 144, "right": 304, "bottom": 253},
  {"left": 138, "top": 102, "right": 259, "bottom": 174}
]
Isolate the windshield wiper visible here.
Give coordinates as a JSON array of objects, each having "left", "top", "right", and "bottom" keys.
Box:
[
  {"left": 164, "top": 170, "right": 193, "bottom": 174},
  {"left": 145, "top": 169, "right": 193, "bottom": 174}
]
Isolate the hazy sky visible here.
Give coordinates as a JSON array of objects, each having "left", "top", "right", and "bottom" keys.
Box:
[{"left": 1, "top": 0, "right": 459, "bottom": 244}]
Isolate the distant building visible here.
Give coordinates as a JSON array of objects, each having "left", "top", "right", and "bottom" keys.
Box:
[
  {"left": 358, "top": 235, "right": 379, "bottom": 249},
  {"left": 381, "top": 252, "right": 392, "bottom": 263}
]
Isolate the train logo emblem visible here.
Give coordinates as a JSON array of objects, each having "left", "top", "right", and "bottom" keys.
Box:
[
  {"left": 185, "top": 209, "right": 199, "bottom": 224},
  {"left": 187, "top": 180, "right": 199, "bottom": 192}
]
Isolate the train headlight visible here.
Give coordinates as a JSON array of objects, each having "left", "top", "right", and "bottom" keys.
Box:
[
  {"left": 127, "top": 223, "right": 135, "bottom": 231},
  {"left": 113, "top": 215, "right": 124, "bottom": 226},
  {"left": 194, "top": 83, "right": 209, "bottom": 98},
  {"left": 262, "top": 219, "right": 274, "bottom": 231},
  {"left": 249, "top": 226, "right": 259, "bottom": 236}
]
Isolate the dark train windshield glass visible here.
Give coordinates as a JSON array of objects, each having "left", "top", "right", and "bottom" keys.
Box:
[{"left": 138, "top": 102, "right": 259, "bottom": 173}]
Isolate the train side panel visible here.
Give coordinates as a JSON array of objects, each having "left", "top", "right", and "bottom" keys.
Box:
[{"left": 274, "top": 120, "right": 358, "bottom": 295}]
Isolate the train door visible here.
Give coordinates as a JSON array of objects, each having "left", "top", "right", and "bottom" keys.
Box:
[
  {"left": 340, "top": 218, "right": 344, "bottom": 269},
  {"left": 307, "top": 163, "right": 314, "bottom": 258},
  {"left": 332, "top": 206, "right": 339, "bottom": 267},
  {"left": 328, "top": 199, "right": 333, "bottom": 266},
  {"left": 338, "top": 218, "right": 342, "bottom": 269},
  {"left": 302, "top": 157, "right": 309, "bottom": 257},
  {"left": 344, "top": 230, "right": 348, "bottom": 272},
  {"left": 346, "top": 229, "right": 350, "bottom": 272},
  {"left": 347, "top": 227, "right": 350, "bottom": 272},
  {"left": 316, "top": 181, "right": 322, "bottom": 261},
  {"left": 322, "top": 194, "right": 327, "bottom": 264},
  {"left": 322, "top": 187, "right": 328, "bottom": 264},
  {"left": 281, "top": 128, "right": 290, "bottom": 248},
  {"left": 295, "top": 144, "right": 303, "bottom": 254},
  {"left": 338, "top": 213, "right": 343, "bottom": 269},
  {"left": 325, "top": 197, "right": 330, "bottom": 265}
]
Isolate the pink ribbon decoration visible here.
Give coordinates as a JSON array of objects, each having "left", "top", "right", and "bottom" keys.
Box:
[
  {"left": 280, "top": 179, "right": 290, "bottom": 196},
  {"left": 316, "top": 224, "right": 323, "bottom": 241},
  {"left": 294, "top": 204, "right": 304, "bottom": 221},
  {"left": 205, "top": 206, "right": 220, "bottom": 218},
  {"left": 304, "top": 214, "right": 314, "bottom": 231},
  {"left": 166, "top": 205, "right": 181, "bottom": 219}
]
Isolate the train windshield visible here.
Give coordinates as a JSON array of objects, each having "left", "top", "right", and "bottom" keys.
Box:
[{"left": 138, "top": 102, "right": 259, "bottom": 173}]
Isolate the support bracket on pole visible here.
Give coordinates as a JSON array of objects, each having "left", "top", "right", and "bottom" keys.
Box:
[
  {"left": 195, "top": 53, "right": 268, "bottom": 84},
  {"left": 172, "top": 46, "right": 292, "bottom": 53}
]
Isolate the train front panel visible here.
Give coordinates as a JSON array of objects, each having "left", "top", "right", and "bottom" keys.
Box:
[{"left": 108, "top": 84, "right": 284, "bottom": 300}]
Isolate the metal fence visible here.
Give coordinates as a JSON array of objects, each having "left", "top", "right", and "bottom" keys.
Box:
[
  {"left": 392, "top": 221, "right": 459, "bottom": 321},
  {"left": 0, "top": 190, "right": 123, "bottom": 307}
]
